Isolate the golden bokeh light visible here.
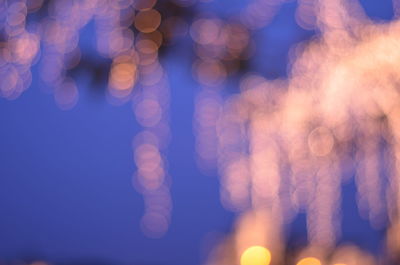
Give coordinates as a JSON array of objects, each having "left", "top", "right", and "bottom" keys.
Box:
[
  {"left": 108, "top": 54, "right": 137, "bottom": 99},
  {"left": 240, "top": 246, "right": 272, "bottom": 265},
  {"left": 134, "top": 9, "right": 162, "bottom": 33},
  {"left": 137, "top": 31, "right": 163, "bottom": 48},
  {"left": 296, "top": 257, "right": 322, "bottom": 265},
  {"left": 193, "top": 59, "right": 226, "bottom": 86}
]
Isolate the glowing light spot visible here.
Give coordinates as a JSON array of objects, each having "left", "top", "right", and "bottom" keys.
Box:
[
  {"left": 240, "top": 246, "right": 271, "bottom": 265},
  {"left": 109, "top": 56, "right": 137, "bottom": 98},
  {"left": 134, "top": 9, "right": 161, "bottom": 33},
  {"left": 109, "top": 28, "right": 134, "bottom": 54},
  {"left": 140, "top": 212, "right": 169, "bottom": 238},
  {"left": 296, "top": 257, "right": 322, "bottom": 265},
  {"left": 194, "top": 60, "right": 226, "bottom": 86},
  {"left": 190, "top": 18, "right": 222, "bottom": 45},
  {"left": 134, "top": 98, "right": 162, "bottom": 127},
  {"left": 137, "top": 31, "right": 163, "bottom": 48},
  {"left": 11, "top": 33, "right": 40, "bottom": 64},
  {"left": 136, "top": 39, "right": 159, "bottom": 54}
]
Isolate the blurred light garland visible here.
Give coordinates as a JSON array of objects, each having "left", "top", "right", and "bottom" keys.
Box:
[
  {"left": 2, "top": 0, "right": 400, "bottom": 264},
  {"left": 1, "top": 0, "right": 172, "bottom": 238},
  {"left": 206, "top": 0, "right": 400, "bottom": 264}
]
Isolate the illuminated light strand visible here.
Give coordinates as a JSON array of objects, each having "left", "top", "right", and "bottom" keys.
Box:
[
  {"left": 39, "top": 0, "right": 103, "bottom": 108},
  {"left": 132, "top": 74, "right": 172, "bottom": 238},
  {"left": 191, "top": 15, "right": 251, "bottom": 174},
  {"left": 130, "top": 0, "right": 172, "bottom": 237},
  {"left": 191, "top": 15, "right": 225, "bottom": 173},
  {"left": 193, "top": 88, "right": 222, "bottom": 172}
]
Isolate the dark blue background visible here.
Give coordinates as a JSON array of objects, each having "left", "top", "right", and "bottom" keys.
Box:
[{"left": 0, "top": 0, "right": 394, "bottom": 264}]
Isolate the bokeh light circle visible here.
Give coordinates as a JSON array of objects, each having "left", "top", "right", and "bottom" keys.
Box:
[{"left": 240, "top": 246, "right": 271, "bottom": 265}]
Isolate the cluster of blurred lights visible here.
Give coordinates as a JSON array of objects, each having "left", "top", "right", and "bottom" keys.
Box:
[
  {"left": 132, "top": 77, "right": 172, "bottom": 238},
  {"left": 129, "top": 0, "right": 172, "bottom": 238},
  {"left": 191, "top": 14, "right": 251, "bottom": 173},
  {"left": 209, "top": 243, "right": 377, "bottom": 265},
  {"left": 0, "top": 0, "right": 39, "bottom": 99},
  {"left": 0, "top": 0, "right": 172, "bottom": 237},
  {"left": 206, "top": 0, "right": 400, "bottom": 264},
  {"left": 2, "top": 0, "right": 400, "bottom": 264}
]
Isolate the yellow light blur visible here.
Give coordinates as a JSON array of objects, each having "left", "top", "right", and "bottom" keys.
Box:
[
  {"left": 240, "top": 246, "right": 271, "bottom": 265},
  {"left": 296, "top": 257, "right": 322, "bottom": 265}
]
